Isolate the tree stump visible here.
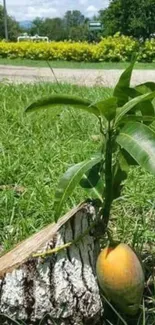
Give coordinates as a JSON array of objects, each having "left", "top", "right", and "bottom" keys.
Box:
[{"left": 0, "top": 201, "right": 104, "bottom": 325}]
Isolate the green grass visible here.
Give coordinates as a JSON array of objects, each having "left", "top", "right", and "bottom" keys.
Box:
[
  {"left": 0, "top": 82, "right": 154, "bottom": 249},
  {"left": 0, "top": 82, "right": 112, "bottom": 251},
  {"left": 0, "top": 57, "right": 155, "bottom": 69},
  {"left": 0, "top": 82, "right": 154, "bottom": 324}
]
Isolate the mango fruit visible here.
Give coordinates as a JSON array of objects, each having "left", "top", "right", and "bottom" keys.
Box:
[{"left": 96, "top": 243, "right": 145, "bottom": 315}]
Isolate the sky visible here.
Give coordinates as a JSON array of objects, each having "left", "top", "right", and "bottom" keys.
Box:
[{"left": 0, "top": 0, "right": 109, "bottom": 21}]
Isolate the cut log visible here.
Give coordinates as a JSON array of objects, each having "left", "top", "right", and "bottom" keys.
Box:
[{"left": 0, "top": 201, "right": 104, "bottom": 325}]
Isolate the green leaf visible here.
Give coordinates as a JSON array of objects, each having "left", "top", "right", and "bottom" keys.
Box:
[
  {"left": 118, "top": 114, "right": 155, "bottom": 124},
  {"left": 113, "top": 60, "right": 135, "bottom": 106},
  {"left": 112, "top": 164, "right": 127, "bottom": 200},
  {"left": 115, "top": 91, "right": 155, "bottom": 125},
  {"left": 120, "top": 149, "right": 138, "bottom": 167},
  {"left": 81, "top": 175, "right": 104, "bottom": 202},
  {"left": 133, "top": 83, "right": 155, "bottom": 118},
  {"left": 124, "top": 87, "right": 140, "bottom": 99},
  {"left": 25, "top": 94, "right": 100, "bottom": 116},
  {"left": 123, "top": 88, "right": 155, "bottom": 118},
  {"left": 95, "top": 97, "right": 117, "bottom": 121},
  {"left": 54, "top": 155, "right": 102, "bottom": 221},
  {"left": 138, "top": 101, "right": 155, "bottom": 117},
  {"left": 150, "top": 120, "right": 155, "bottom": 132},
  {"left": 117, "top": 122, "right": 155, "bottom": 175},
  {"left": 135, "top": 82, "right": 155, "bottom": 94},
  {"left": 126, "top": 84, "right": 155, "bottom": 98},
  {"left": 80, "top": 161, "right": 102, "bottom": 188}
]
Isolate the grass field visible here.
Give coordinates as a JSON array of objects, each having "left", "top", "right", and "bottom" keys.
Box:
[
  {"left": 0, "top": 58, "right": 155, "bottom": 69},
  {"left": 0, "top": 81, "right": 154, "bottom": 250},
  {"left": 0, "top": 82, "right": 113, "bottom": 251},
  {"left": 0, "top": 82, "right": 154, "bottom": 324}
]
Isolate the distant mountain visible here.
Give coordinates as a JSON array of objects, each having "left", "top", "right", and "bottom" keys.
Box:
[{"left": 19, "top": 20, "right": 33, "bottom": 29}]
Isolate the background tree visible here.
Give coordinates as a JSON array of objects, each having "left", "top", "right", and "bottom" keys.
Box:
[
  {"left": 0, "top": 5, "right": 21, "bottom": 41},
  {"left": 30, "top": 17, "right": 43, "bottom": 35},
  {"left": 40, "top": 18, "right": 65, "bottom": 41},
  {"left": 67, "top": 24, "right": 89, "bottom": 41},
  {"left": 99, "top": 0, "right": 122, "bottom": 36},
  {"left": 64, "top": 10, "right": 89, "bottom": 41},
  {"left": 64, "top": 10, "right": 86, "bottom": 29},
  {"left": 29, "top": 11, "right": 90, "bottom": 41},
  {"left": 99, "top": 0, "right": 155, "bottom": 39}
]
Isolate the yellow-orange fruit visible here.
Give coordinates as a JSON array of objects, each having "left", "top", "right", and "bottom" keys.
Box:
[{"left": 96, "top": 243, "right": 145, "bottom": 315}]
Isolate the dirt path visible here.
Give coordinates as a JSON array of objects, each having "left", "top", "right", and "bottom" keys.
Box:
[{"left": 0, "top": 65, "right": 155, "bottom": 86}]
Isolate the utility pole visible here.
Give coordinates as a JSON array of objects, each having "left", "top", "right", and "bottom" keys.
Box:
[{"left": 3, "top": 0, "right": 8, "bottom": 41}]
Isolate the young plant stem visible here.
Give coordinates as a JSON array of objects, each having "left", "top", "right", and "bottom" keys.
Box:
[
  {"left": 32, "top": 218, "right": 98, "bottom": 258},
  {"left": 103, "top": 121, "right": 113, "bottom": 231}
]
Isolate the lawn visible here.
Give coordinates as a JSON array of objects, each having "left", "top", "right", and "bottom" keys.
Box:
[
  {"left": 0, "top": 82, "right": 154, "bottom": 249},
  {"left": 0, "top": 57, "right": 155, "bottom": 69},
  {"left": 0, "top": 82, "right": 113, "bottom": 251},
  {"left": 0, "top": 82, "right": 154, "bottom": 324}
]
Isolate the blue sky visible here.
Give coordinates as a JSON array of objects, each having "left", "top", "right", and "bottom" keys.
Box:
[{"left": 0, "top": 0, "right": 109, "bottom": 21}]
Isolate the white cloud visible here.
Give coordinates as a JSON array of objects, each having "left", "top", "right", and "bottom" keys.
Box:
[
  {"left": 0, "top": 0, "right": 109, "bottom": 21},
  {"left": 79, "top": 0, "right": 88, "bottom": 5},
  {"left": 9, "top": 6, "right": 58, "bottom": 21},
  {"left": 86, "top": 5, "right": 98, "bottom": 15}
]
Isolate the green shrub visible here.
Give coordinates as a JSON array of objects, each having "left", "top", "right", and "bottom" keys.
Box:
[
  {"left": 0, "top": 35, "right": 154, "bottom": 62},
  {"left": 138, "top": 39, "right": 155, "bottom": 62},
  {"left": 93, "top": 34, "right": 138, "bottom": 62}
]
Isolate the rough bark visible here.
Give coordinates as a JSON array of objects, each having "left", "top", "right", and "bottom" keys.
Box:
[{"left": 0, "top": 201, "right": 104, "bottom": 325}]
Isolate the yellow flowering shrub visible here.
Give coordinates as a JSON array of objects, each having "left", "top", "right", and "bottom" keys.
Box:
[
  {"left": 0, "top": 41, "right": 95, "bottom": 61},
  {"left": 93, "top": 34, "right": 138, "bottom": 62},
  {"left": 0, "top": 35, "right": 154, "bottom": 62},
  {"left": 138, "top": 39, "right": 155, "bottom": 62}
]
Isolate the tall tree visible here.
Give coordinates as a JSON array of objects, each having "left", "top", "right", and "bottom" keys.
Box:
[
  {"left": 99, "top": 0, "right": 122, "bottom": 36},
  {"left": 100, "top": 0, "right": 155, "bottom": 39},
  {"left": 64, "top": 10, "right": 86, "bottom": 28},
  {"left": 64, "top": 10, "right": 89, "bottom": 41},
  {"left": 68, "top": 24, "right": 89, "bottom": 41},
  {"left": 29, "top": 10, "right": 90, "bottom": 42},
  {"left": 41, "top": 18, "right": 66, "bottom": 41},
  {"left": 30, "top": 17, "right": 44, "bottom": 35},
  {"left": 0, "top": 5, "right": 21, "bottom": 41}
]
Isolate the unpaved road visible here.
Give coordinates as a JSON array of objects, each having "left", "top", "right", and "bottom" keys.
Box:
[{"left": 0, "top": 65, "right": 155, "bottom": 87}]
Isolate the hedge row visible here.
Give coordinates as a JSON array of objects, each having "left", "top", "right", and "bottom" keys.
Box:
[{"left": 0, "top": 35, "right": 155, "bottom": 62}]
